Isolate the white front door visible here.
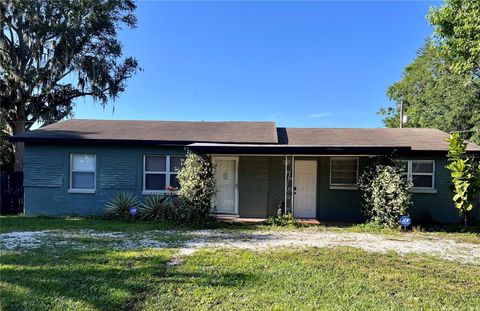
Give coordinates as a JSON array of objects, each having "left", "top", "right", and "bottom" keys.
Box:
[
  {"left": 214, "top": 158, "right": 238, "bottom": 214},
  {"left": 294, "top": 160, "right": 317, "bottom": 218}
]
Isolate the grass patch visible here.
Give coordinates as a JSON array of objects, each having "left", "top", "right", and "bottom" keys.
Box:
[
  {"left": 0, "top": 247, "right": 174, "bottom": 311},
  {"left": 0, "top": 215, "right": 183, "bottom": 233},
  {"left": 1, "top": 217, "right": 479, "bottom": 310},
  {"left": 3, "top": 246, "right": 479, "bottom": 310},
  {"left": 146, "top": 248, "right": 480, "bottom": 310}
]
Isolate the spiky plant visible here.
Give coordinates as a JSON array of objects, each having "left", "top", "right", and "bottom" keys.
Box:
[
  {"left": 139, "top": 195, "right": 169, "bottom": 221},
  {"left": 104, "top": 192, "right": 139, "bottom": 220}
]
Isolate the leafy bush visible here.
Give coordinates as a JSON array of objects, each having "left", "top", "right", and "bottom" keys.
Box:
[
  {"left": 359, "top": 163, "right": 412, "bottom": 228},
  {"left": 104, "top": 192, "right": 140, "bottom": 220},
  {"left": 104, "top": 152, "right": 216, "bottom": 225},
  {"left": 177, "top": 151, "right": 216, "bottom": 224},
  {"left": 445, "top": 133, "right": 480, "bottom": 227},
  {"left": 264, "top": 214, "right": 301, "bottom": 227},
  {"left": 163, "top": 194, "right": 188, "bottom": 223}
]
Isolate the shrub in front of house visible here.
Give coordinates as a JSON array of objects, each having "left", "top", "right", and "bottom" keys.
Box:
[
  {"left": 264, "top": 214, "right": 301, "bottom": 227},
  {"left": 104, "top": 192, "right": 140, "bottom": 221},
  {"left": 104, "top": 152, "right": 216, "bottom": 224},
  {"left": 359, "top": 162, "right": 412, "bottom": 228},
  {"left": 139, "top": 194, "right": 169, "bottom": 221},
  {"left": 139, "top": 192, "right": 187, "bottom": 223},
  {"left": 445, "top": 133, "right": 480, "bottom": 227},
  {"left": 177, "top": 151, "right": 216, "bottom": 224}
]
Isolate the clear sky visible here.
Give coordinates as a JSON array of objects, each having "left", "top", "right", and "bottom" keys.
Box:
[{"left": 73, "top": 0, "right": 442, "bottom": 128}]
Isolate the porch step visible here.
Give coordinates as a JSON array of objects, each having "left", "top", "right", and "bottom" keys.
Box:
[{"left": 214, "top": 215, "right": 321, "bottom": 225}]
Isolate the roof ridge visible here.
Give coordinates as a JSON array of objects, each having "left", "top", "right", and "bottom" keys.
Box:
[{"left": 64, "top": 119, "right": 276, "bottom": 124}]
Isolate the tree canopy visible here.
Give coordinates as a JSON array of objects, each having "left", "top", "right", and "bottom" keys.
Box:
[
  {"left": 380, "top": 0, "right": 480, "bottom": 144},
  {"left": 429, "top": 0, "right": 480, "bottom": 77},
  {"left": 0, "top": 0, "right": 139, "bottom": 170},
  {"left": 380, "top": 41, "right": 480, "bottom": 144}
]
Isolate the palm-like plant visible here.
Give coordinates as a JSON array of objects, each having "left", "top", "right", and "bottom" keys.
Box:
[
  {"left": 139, "top": 195, "right": 169, "bottom": 221},
  {"left": 104, "top": 192, "right": 140, "bottom": 220}
]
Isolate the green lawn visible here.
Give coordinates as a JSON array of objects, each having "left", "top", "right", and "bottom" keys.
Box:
[
  {"left": 1, "top": 248, "right": 174, "bottom": 311},
  {"left": 146, "top": 248, "right": 480, "bottom": 311},
  {"left": 0, "top": 215, "right": 184, "bottom": 233},
  {"left": 1, "top": 217, "right": 480, "bottom": 310}
]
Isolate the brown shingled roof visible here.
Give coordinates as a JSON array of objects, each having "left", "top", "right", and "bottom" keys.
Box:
[
  {"left": 13, "top": 119, "right": 279, "bottom": 144},
  {"left": 283, "top": 128, "right": 480, "bottom": 151},
  {"left": 12, "top": 119, "right": 480, "bottom": 152}
]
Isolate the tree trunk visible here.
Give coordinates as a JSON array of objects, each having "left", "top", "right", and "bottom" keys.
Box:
[
  {"left": 13, "top": 122, "right": 25, "bottom": 172},
  {"left": 464, "top": 211, "right": 468, "bottom": 229}
]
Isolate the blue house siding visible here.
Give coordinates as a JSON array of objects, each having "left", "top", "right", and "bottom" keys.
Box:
[
  {"left": 24, "top": 142, "right": 475, "bottom": 224},
  {"left": 24, "top": 153, "right": 64, "bottom": 188},
  {"left": 238, "top": 156, "right": 285, "bottom": 218},
  {"left": 24, "top": 143, "right": 185, "bottom": 216},
  {"left": 402, "top": 155, "right": 479, "bottom": 224},
  {"left": 315, "top": 155, "right": 478, "bottom": 224},
  {"left": 283, "top": 155, "right": 476, "bottom": 224},
  {"left": 98, "top": 156, "right": 138, "bottom": 189},
  {"left": 267, "top": 156, "right": 286, "bottom": 216},
  {"left": 316, "top": 156, "right": 368, "bottom": 223}
]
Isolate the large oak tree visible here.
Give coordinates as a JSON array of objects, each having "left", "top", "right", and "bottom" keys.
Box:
[{"left": 0, "top": 0, "right": 139, "bottom": 171}]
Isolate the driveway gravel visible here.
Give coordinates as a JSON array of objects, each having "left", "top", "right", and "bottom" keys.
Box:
[{"left": 1, "top": 229, "right": 478, "bottom": 264}]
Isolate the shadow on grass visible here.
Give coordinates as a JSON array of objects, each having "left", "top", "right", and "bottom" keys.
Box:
[
  {"left": 0, "top": 248, "right": 255, "bottom": 311},
  {"left": 1, "top": 248, "right": 170, "bottom": 310},
  {"left": 0, "top": 215, "right": 187, "bottom": 233}
]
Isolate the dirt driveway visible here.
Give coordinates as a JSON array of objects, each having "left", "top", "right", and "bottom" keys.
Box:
[{"left": 1, "top": 229, "right": 479, "bottom": 264}]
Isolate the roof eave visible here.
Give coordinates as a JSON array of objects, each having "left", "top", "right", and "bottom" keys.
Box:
[
  {"left": 10, "top": 136, "right": 278, "bottom": 146},
  {"left": 186, "top": 144, "right": 414, "bottom": 155}
]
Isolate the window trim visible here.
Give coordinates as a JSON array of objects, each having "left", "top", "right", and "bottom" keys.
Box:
[
  {"left": 69, "top": 153, "right": 96, "bottom": 194},
  {"left": 402, "top": 160, "right": 436, "bottom": 193},
  {"left": 329, "top": 157, "right": 359, "bottom": 190},
  {"left": 142, "top": 155, "right": 184, "bottom": 194}
]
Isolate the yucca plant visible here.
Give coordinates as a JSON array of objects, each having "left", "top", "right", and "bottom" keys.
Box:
[
  {"left": 104, "top": 192, "right": 140, "bottom": 220},
  {"left": 139, "top": 194, "right": 169, "bottom": 221}
]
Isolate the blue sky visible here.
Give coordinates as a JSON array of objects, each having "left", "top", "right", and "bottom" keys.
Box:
[{"left": 74, "top": 0, "right": 442, "bottom": 128}]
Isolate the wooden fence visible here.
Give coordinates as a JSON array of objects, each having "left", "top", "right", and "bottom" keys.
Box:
[{"left": 0, "top": 171, "right": 24, "bottom": 214}]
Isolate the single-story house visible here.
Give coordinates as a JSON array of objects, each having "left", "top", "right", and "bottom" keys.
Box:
[{"left": 12, "top": 119, "right": 480, "bottom": 224}]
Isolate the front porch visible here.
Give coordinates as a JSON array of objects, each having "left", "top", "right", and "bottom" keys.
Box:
[
  {"left": 205, "top": 153, "right": 373, "bottom": 222},
  {"left": 213, "top": 214, "right": 322, "bottom": 225}
]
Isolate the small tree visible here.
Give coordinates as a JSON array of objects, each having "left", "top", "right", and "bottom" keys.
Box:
[
  {"left": 445, "top": 133, "right": 480, "bottom": 227},
  {"left": 359, "top": 162, "right": 412, "bottom": 228},
  {"left": 177, "top": 151, "right": 216, "bottom": 224},
  {"left": 0, "top": 122, "right": 14, "bottom": 171}
]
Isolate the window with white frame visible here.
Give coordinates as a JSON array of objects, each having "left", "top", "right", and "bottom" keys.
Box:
[
  {"left": 330, "top": 157, "right": 359, "bottom": 187},
  {"left": 70, "top": 154, "right": 96, "bottom": 191},
  {"left": 401, "top": 160, "right": 435, "bottom": 190},
  {"left": 143, "top": 155, "right": 185, "bottom": 192}
]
